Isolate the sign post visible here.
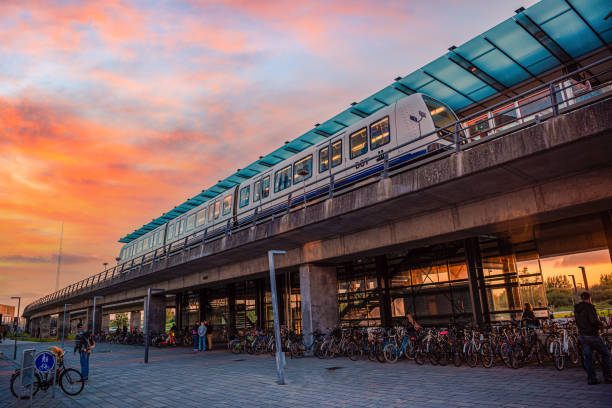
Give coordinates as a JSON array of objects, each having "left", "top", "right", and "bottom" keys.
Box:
[{"left": 268, "top": 250, "right": 286, "bottom": 385}]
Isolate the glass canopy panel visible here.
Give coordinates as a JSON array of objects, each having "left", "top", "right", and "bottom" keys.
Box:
[
  {"left": 427, "top": 56, "right": 490, "bottom": 96},
  {"left": 487, "top": 20, "right": 553, "bottom": 70},
  {"left": 571, "top": 0, "right": 612, "bottom": 42},
  {"left": 537, "top": 9, "right": 602, "bottom": 58},
  {"left": 417, "top": 81, "right": 472, "bottom": 111}
]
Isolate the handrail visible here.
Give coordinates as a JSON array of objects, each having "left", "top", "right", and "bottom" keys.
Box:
[{"left": 23, "top": 56, "right": 612, "bottom": 313}]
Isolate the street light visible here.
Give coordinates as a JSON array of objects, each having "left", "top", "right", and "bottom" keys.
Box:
[
  {"left": 144, "top": 288, "right": 164, "bottom": 363},
  {"left": 578, "top": 266, "right": 589, "bottom": 291},
  {"left": 103, "top": 262, "right": 108, "bottom": 270},
  {"left": 268, "top": 250, "right": 286, "bottom": 385},
  {"left": 11, "top": 296, "right": 21, "bottom": 360},
  {"left": 61, "top": 303, "right": 72, "bottom": 349},
  {"left": 568, "top": 274, "right": 579, "bottom": 303}
]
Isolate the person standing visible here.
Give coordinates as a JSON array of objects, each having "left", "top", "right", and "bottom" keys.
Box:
[
  {"left": 206, "top": 321, "right": 213, "bottom": 351},
  {"left": 192, "top": 321, "right": 199, "bottom": 352},
  {"left": 197, "top": 321, "right": 207, "bottom": 352},
  {"left": 73, "top": 323, "right": 94, "bottom": 382},
  {"left": 574, "top": 292, "right": 612, "bottom": 385}
]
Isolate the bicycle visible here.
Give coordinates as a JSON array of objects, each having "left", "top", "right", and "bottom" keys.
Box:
[{"left": 10, "top": 348, "right": 84, "bottom": 399}]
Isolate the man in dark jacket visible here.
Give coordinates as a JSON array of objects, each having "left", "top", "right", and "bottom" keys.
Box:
[{"left": 574, "top": 292, "right": 612, "bottom": 384}]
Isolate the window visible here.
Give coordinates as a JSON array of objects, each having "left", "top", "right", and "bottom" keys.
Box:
[
  {"left": 177, "top": 219, "right": 184, "bottom": 235},
  {"left": 196, "top": 209, "right": 206, "bottom": 226},
  {"left": 350, "top": 128, "right": 368, "bottom": 159},
  {"left": 222, "top": 194, "right": 232, "bottom": 215},
  {"left": 492, "top": 104, "right": 519, "bottom": 131},
  {"left": 519, "top": 90, "right": 552, "bottom": 119},
  {"left": 137, "top": 240, "right": 143, "bottom": 253},
  {"left": 146, "top": 237, "right": 151, "bottom": 249},
  {"left": 253, "top": 176, "right": 270, "bottom": 202},
  {"left": 128, "top": 246, "right": 133, "bottom": 256},
  {"left": 370, "top": 116, "right": 390, "bottom": 149},
  {"left": 319, "top": 146, "right": 329, "bottom": 173},
  {"left": 331, "top": 140, "right": 342, "bottom": 167},
  {"left": 186, "top": 214, "right": 195, "bottom": 231},
  {"left": 423, "top": 95, "right": 457, "bottom": 132},
  {"left": 274, "top": 165, "right": 292, "bottom": 192},
  {"left": 208, "top": 203, "right": 215, "bottom": 221},
  {"left": 293, "top": 155, "right": 312, "bottom": 183},
  {"left": 213, "top": 200, "right": 221, "bottom": 219},
  {"left": 239, "top": 186, "right": 250, "bottom": 208}
]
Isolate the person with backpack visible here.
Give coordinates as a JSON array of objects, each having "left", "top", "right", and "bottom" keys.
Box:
[
  {"left": 73, "top": 322, "right": 94, "bottom": 381},
  {"left": 197, "top": 321, "right": 207, "bottom": 352}
]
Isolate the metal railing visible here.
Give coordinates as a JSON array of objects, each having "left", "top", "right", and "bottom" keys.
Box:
[{"left": 24, "top": 56, "right": 612, "bottom": 313}]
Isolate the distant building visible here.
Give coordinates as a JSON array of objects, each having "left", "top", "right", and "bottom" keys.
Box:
[{"left": 0, "top": 304, "right": 16, "bottom": 325}]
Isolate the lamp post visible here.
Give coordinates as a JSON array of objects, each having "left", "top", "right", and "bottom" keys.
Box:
[
  {"left": 268, "top": 250, "right": 286, "bottom": 385},
  {"left": 144, "top": 288, "right": 164, "bottom": 363},
  {"left": 103, "top": 262, "right": 108, "bottom": 270},
  {"left": 11, "top": 296, "right": 21, "bottom": 360},
  {"left": 568, "top": 274, "right": 579, "bottom": 303},
  {"left": 578, "top": 266, "right": 589, "bottom": 291},
  {"left": 61, "top": 303, "right": 72, "bottom": 349}
]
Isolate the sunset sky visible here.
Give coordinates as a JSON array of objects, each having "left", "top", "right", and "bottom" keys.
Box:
[{"left": 2, "top": 0, "right": 609, "bottom": 313}]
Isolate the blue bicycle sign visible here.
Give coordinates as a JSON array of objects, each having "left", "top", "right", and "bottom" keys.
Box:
[{"left": 34, "top": 351, "right": 56, "bottom": 373}]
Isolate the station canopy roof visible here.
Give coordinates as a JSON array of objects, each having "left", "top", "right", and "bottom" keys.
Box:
[{"left": 119, "top": 0, "right": 611, "bottom": 243}]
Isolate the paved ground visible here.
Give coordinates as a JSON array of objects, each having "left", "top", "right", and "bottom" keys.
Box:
[{"left": 1, "top": 340, "right": 611, "bottom": 407}]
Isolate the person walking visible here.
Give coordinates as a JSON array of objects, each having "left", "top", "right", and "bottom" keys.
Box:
[
  {"left": 574, "top": 292, "right": 612, "bottom": 385},
  {"left": 73, "top": 323, "right": 94, "bottom": 382},
  {"left": 197, "top": 321, "right": 207, "bottom": 352},
  {"left": 192, "top": 321, "right": 199, "bottom": 352},
  {"left": 206, "top": 321, "right": 213, "bottom": 351}
]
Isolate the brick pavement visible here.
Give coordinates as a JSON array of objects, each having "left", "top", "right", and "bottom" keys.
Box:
[{"left": 1, "top": 340, "right": 610, "bottom": 407}]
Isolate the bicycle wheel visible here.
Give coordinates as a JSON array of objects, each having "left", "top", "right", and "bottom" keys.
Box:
[
  {"left": 568, "top": 338, "right": 580, "bottom": 366},
  {"left": 465, "top": 344, "right": 478, "bottom": 368},
  {"left": 383, "top": 344, "right": 398, "bottom": 364},
  {"left": 290, "top": 342, "right": 304, "bottom": 358},
  {"left": 535, "top": 341, "right": 546, "bottom": 366},
  {"left": 500, "top": 343, "right": 512, "bottom": 368},
  {"left": 414, "top": 347, "right": 425, "bottom": 365},
  {"left": 59, "top": 368, "right": 84, "bottom": 396},
  {"left": 552, "top": 341, "right": 564, "bottom": 371},
  {"left": 481, "top": 342, "right": 494, "bottom": 368},
  {"left": 437, "top": 342, "right": 450, "bottom": 366},
  {"left": 452, "top": 345, "right": 463, "bottom": 367},
  {"left": 347, "top": 342, "right": 360, "bottom": 361},
  {"left": 376, "top": 343, "right": 386, "bottom": 363},
  {"left": 511, "top": 347, "right": 524, "bottom": 369},
  {"left": 230, "top": 340, "right": 242, "bottom": 354},
  {"left": 10, "top": 371, "right": 41, "bottom": 400}
]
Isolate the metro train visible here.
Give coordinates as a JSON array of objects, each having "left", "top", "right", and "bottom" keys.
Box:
[
  {"left": 118, "top": 75, "right": 608, "bottom": 264},
  {"left": 117, "top": 93, "right": 458, "bottom": 263}
]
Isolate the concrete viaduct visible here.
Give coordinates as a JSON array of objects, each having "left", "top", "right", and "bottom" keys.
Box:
[{"left": 24, "top": 98, "right": 612, "bottom": 338}]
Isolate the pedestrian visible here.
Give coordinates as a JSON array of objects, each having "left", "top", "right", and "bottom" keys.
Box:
[
  {"left": 198, "top": 321, "right": 207, "bottom": 352},
  {"left": 73, "top": 322, "right": 94, "bottom": 382},
  {"left": 206, "top": 321, "right": 213, "bottom": 351},
  {"left": 574, "top": 291, "right": 612, "bottom": 385},
  {"left": 192, "top": 321, "right": 199, "bottom": 352}
]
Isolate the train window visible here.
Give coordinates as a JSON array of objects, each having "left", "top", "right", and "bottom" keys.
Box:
[
  {"left": 350, "top": 128, "right": 368, "bottom": 159},
  {"left": 274, "top": 165, "right": 292, "bottom": 193},
  {"left": 253, "top": 176, "right": 270, "bottom": 202},
  {"left": 186, "top": 214, "right": 195, "bottom": 231},
  {"left": 332, "top": 140, "right": 342, "bottom": 167},
  {"left": 293, "top": 155, "right": 312, "bottom": 183},
  {"left": 137, "top": 240, "right": 143, "bottom": 253},
  {"left": 492, "top": 104, "right": 519, "bottom": 130},
  {"left": 466, "top": 114, "right": 489, "bottom": 140},
  {"left": 518, "top": 90, "right": 551, "bottom": 119},
  {"left": 146, "top": 237, "right": 151, "bottom": 249},
  {"left": 319, "top": 146, "right": 329, "bottom": 173},
  {"left": 208, "top": 203, "right": 214, "bottom": 221},
  {"left": 239, "top": 186, "right": 250, "bottom": 208},
  {"left": 169, "top": 222, "right": 176, "bottom": 239},
  {"left": 177, "top": 219, "right": 184, "bottom": 235},
  {"left": 213, "top": 200, "right": 221, "bottom": 219},
  {"left": 222, "top": 195, "right": 232, "bottom": 215},
  {"left": 196, "top": 209, "right": 206, "bottom": 226},
  {"left": 370, "top": 116, "right": 390, "bottom": 149},
  {"left": 423, "top": 95, "right": 457, "bottom": 139}
]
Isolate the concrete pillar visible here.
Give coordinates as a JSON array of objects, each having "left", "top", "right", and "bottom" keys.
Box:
[
  {"left": 101, "top": 314, "right": 110, "bottom": 332},
  {"left": 147, "top": 295, "right": 166, "bottom": 334},
  {"left": 464, "top": 238, "right": 490, "bottom": 326},
  {"left": 88, "top": 306, "right": 102, "bottom": 333},
  {"left": 129, "top": 311, "right": 141, "bottom": 330},
  {"left": 299, "top": 264, "right": 338, "bottom": 346},
  {"left": 40, "top": 315, "right": 51, "bottom": 338},
  {"left": 198, "top": 289, "right": 207, "bottom": 322},
  {"left": 602, "top": 210, "right": 612, "bottom": 263}
]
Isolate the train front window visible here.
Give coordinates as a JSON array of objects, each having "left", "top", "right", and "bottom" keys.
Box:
[
  {"left": 370, "top": 117, "right": 390, "bottom": 149},
  {"left": 423, "top": 95, "right": 457, "bottom": 140},
  {"left": 350, "top": 128, "right": 367, "bottom": 159},
  {"left": 239, "top": 186, "right": 250, "bottom": 208},
  {"left": 222, "top": 195, "right": 232, "bottom": 215},
  {"left": 319, "top": 146, "right": 329, "bottom": 173},
  {"left": 293, "top": 155, "right": 312, "bottom": 183},
  {"left": 274, "top": 165, "right": 292, "bottom": 193}
]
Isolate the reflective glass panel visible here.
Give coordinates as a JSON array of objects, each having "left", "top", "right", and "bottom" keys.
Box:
[
  {"left": 222, "top": 194, "right": 232, "bottom": 215},
  {"left": 293, "top": 155, "right": 312, "bottom": 183},
  {"left": 350, "top": 128, "right": 367, "bottom": 159},
  {"left": 319, "top": 146, "right": 329, "bottom": 173},
  {"left": 239, "top": 186, "right": 250, "bottom": 208},
  {"left": 274, "top": 165, "right": 292, "bottom": 192},
  {"left": 332, "top": 140, "right": 342, "bottom": 167},
  {"left": 370, "top": 116, "right": 390, "bottom": 149}
]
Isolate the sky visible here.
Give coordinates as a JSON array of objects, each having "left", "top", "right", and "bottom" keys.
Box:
[{"left": 3, "top": 0, "right": 609, "bottom": 313}]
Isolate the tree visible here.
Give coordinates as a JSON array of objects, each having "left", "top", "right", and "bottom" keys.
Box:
[
  {"left": 546, "top": 274, "right": 571, "bottom": 289},
  {"left": 111, "top": 313, "right": 128, "bottom": 329}
]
